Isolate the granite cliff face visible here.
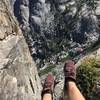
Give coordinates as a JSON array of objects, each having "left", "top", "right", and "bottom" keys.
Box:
[{"left": 0, "top": 0, "right": 42, "bottom": 100}]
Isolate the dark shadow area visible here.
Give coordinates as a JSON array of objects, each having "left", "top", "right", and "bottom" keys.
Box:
[{"left": 14, "top": 0, "right": 22, "bottom": 23}]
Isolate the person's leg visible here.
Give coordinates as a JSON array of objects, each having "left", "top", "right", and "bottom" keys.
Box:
[
  {"left": 42, "top": 74, "right": 54, "bottom": 100},
  {"left": 66, "top": 81, "right": 85, "bottom": 100},
  {"left": 64, "top": 60, "right": 85, "bottom": 100},
  {"left": 42, "top": 94, "right": 52, "bottom": 100}
]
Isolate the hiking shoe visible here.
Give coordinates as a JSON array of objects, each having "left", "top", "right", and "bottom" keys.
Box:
[
  {"left": 64, "top": 60, "right": 76, "bottom": 83},
  {"left": 42, "top": 74, "right": 55, "bottom": 96}
]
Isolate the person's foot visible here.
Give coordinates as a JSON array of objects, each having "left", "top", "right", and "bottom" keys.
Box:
[
  {"left": 64, "top": 60, "right": 76, "bottom": 83},
  {"left": 42, "top": 74, "right": 55, "bottom": 96}
]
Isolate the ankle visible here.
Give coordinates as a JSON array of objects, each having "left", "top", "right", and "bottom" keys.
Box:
[
  {"left": 65, "top": 81, "right": 76, "bottom": 92},
  {"left": 64, "top": 78, "right": 76, "bottom": 89},
  {"left": 67, "top": 81, "right": 76, "bottom": 86},
  {"left": 64, "top": 77, "right": 76, "bottom": 85}
]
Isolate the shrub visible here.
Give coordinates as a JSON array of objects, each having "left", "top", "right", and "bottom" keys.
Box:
[{"left": 76, "top": 57, "right": 100, "bottom": 100}]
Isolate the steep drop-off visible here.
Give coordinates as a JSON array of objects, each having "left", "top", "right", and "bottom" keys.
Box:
[{"left": 13, "top": 0, "right": 100, "bottom": 67}]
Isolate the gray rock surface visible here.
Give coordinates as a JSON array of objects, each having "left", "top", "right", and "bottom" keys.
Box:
[{"left": 0, "top": 0, "right": 42, "bottom": 100}]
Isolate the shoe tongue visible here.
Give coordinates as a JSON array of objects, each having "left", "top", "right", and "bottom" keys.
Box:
[
  {"left": 65, "top": 60, "right": 75, "bottom": 67},
  {"left": 67, "top": 63, "right": 74, "bottom": 67},
  {"left": 45, "top": 74, "right": 54, "bottom": 83}
]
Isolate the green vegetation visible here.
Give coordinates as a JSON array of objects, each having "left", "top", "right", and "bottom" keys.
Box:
[
  {"left": 60, "top": 54, "right": 71, "bottom": 63},
  {"left": 77, "top": 57, "right": 100, "bottom": 99},
  {"left": 13, "top": 23, "right": 19, "bottom": 33},
  {"left": 83, "top": 41, "right": 100, "bottom": 56},
  {"left": 39, "top": 64, "right": 56, "bottom": 76}
]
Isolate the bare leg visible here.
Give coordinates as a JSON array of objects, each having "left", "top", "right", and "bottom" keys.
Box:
[
  {"left": 64, "top": 60, "right": 86, "bottom": 100},
  {"left": 66, "top": 81, "right": 85, "bottom": 100},
  {"left": 42, "top": 94, "right": 52, "bottom": 100}
]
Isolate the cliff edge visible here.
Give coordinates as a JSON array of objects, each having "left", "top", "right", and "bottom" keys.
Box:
[{"left": 0, "top": 0, "right": 42, "bottom": 100}]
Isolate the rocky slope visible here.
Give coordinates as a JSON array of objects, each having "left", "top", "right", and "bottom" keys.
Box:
[{"left": 0, "top": 0, "right": 42, "bottom": 100}]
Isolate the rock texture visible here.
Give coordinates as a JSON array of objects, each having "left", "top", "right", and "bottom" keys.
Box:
[{"left": 0, "top": 0, "right": 42, "bottom": 100}]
